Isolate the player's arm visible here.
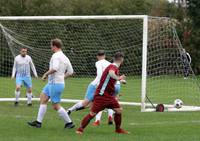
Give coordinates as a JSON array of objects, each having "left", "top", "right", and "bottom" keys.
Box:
[
  {"left": 109, "top": 70, "right": 125, "bottom": 80},
  {"left": 30, "top": 58, "right": 38, "bottom": 78},
  {"left": 65, "top": 58, "right": 74, "bottom": 78},
  {"left": 42, "top": 58, "right": 59, "bottom": 80},
  {"left": 11, "top": 58, "right": 16, "bottom": 79},
  {"left": 42, "top": 69, "right": 57, "bottom": 80}
]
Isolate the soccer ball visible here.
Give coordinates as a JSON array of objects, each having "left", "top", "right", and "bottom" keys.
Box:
[{"left": 174, "top": 99, "right": 183, "bottom": 109}]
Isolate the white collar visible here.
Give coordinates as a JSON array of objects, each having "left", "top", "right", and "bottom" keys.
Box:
[{"left": 54, "top": 50, "right": 62, "bottom": 54}]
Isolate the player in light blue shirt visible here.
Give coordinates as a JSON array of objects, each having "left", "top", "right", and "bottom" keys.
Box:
[{"left": 12, "top": 47, "right": 38, "bottom": 106}]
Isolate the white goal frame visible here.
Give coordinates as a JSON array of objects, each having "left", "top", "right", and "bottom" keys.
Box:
[{"left": 0, "top": 15, "right": 199, "bottom": 112}]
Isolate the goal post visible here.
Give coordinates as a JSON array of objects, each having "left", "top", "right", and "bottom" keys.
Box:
[
  {"left": 141, "top": 15, "right": 148, "bottom": 112},
  {"left": 0, "top": 15, "right": 200, "bottom": 112}
]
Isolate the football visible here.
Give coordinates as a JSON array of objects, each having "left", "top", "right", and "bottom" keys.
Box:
[{"left": 174, "top": 99, "right": 183, "bottom": 109}]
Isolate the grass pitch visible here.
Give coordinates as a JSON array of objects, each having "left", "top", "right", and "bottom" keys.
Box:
[{"left": 0, "top": 77, "right": 200, "bottom": 141}]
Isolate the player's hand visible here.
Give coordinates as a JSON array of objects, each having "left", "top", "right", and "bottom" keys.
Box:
[
  {"left": 42, "top": 74, "right": 47, "bottom": 81},
  {"left": 119, "top": 74, "right": 126, "bottom": 80},
  {"left": 119, "top": 74, "right": 126, "bottom": 84},
  {"left": 120, "top": 79, "right": 127, "bottom": 84}
]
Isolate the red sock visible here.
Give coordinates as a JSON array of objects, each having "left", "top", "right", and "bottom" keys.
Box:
[
  {"left": 81, "top": 114, "right": 94, "bottom": 129},
  {"left": 114, "top": 113, "right": 121, "bottom": 130}
]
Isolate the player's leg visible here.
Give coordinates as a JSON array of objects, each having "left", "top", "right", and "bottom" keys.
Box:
[
  {"left": 50, "top": 84, "right": 75, "bottom": 129},
  {"left": 92, "top": 111, "right": 103, "bottom": 126},
  {"left": 186, "top": 65, "right": 190, "bottom": 77},
  {"left": 14, "top": 77, "right": 22, "bottom": 106},
  {"left": 111, "top": 98, "right": 129, "bottom": 134},
  {"left": 107, "top": 109, "right": 114, "bottom": 125},
  {"left": 112, "top": 108, "right": 129, "bottom": 134},
  {"left": 112, "top": 107, "right": 122, "bottom": 131},
  {"left": 26, "top": 88, "right": 32, "bottom": 106},
  {"left": 107, "top": 83, "right": 121, "bottom": 125},
  {"left": 27, "top": 84, "right": 50, "bottom": 128},
  {"left": 67, "top": 83, "right": 96, "bottom": 114},
  {"left": 76, "top": 95, "right": 105, "bottom": 134},
  {"left": 76, "top": 111, "right": 97, "bottom": 134},
  {"left": 24, "top": 76, "right": 33, "bottom": 106},
  {"left": 67, "top": 99, "right": 90, "bottom": 114}
]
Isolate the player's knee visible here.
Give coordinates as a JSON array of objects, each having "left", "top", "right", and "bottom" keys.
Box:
[
  {"left": 27, "top": 88, "right": 32, "bottom": 93},
  {"left": 115, "top": 108, "right": 122, "bottom": 114},
  {"left": 82, "top": 100, "right": 90, "bottom": 107},
  {"left": 40, "top": 94, "right": 49, "bottom": 104},
  {"left": 16, "top": 86, "right": 21, "bottom": 91},
  {"left": 52, "top": 104, "right": 60, "bottom": 111}
]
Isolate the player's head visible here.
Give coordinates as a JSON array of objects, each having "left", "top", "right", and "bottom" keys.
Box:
[
  {"left": 113, "top": 52, "right": 124, "bottom": 66},
  {"left": 51, "top": 38, "right": 63, "bottom": 52},
  {"left": 20, "top": 47, "right": 27, "bottom": 57},
  {"left": 97, "top": 50, "right": 106, "bottom": 60}
]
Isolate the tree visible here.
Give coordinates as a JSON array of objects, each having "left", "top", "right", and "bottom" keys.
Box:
[{"left": 187, "top": 0, "right": 200, "bottom": 73}]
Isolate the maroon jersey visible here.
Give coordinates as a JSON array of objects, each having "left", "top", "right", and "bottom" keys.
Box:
[{"left": 95, "top": 63, "right": 119, "bottom": 96}]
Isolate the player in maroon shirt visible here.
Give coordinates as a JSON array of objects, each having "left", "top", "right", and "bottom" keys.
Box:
[{"left": 76, "top": 52, "right": 129, "bottom": 134}]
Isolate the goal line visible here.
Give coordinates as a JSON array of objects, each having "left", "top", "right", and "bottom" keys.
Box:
[{"left": 0, "top": 98, "right": 200, "bottom": 112}]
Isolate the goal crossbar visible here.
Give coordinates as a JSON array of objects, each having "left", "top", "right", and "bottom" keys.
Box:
[{"left": 0, "top": 15, "right": 148, "bottom": 20}]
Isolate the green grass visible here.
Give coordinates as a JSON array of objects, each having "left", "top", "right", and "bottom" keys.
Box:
[{"left": 0, "top": 77, "right": 200, "bottom": 141}]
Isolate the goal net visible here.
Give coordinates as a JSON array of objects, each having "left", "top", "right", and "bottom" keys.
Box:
[{"left": 0, "top": 16, "right": 199, "bottom": 112}]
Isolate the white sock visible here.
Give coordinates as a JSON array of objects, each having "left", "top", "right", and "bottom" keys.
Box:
[
  {"left": 27, "top": 93, "right": 32, "bottom": 104},
  {"left": 37, "top": 104, "right": 47, "bottom": 123},
  {"left": 15, "top": 91, "right": 20, "bottom": 102},
  {"left": 95, "top": 111, "right": 103, "bottom": 122},
  {"left": 58, "top": 107, "right": 72, "bottom": 123},
  {"left": 68, "top": 101, "right": 83, "bottom": 112},
  {"left": 108, "top": 109, "right": 114, "bottom": 118}
]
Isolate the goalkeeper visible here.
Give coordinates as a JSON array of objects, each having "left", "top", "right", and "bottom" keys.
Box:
[{"left": 11, "top": 47, "right": 38, "bottom": 106}]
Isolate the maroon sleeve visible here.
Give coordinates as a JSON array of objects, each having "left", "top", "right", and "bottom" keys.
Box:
[{"left": 109, "top": 65, "right": 119, "bottom": 75}]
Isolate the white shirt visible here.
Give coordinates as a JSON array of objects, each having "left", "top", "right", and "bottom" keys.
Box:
[
  {"left": 12, "top": 55, "right": 37, "bottom": 78},
  {"left": 91, "top": 59, "right": 110, "bottom": 86},
  {"left": 91, "top": 59, "right": 120, "bottom": 86},
  {"left": 48, "top": 51, "right": 73, "bottom": 84}
]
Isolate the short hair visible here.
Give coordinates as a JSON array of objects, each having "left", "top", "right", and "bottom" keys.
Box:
[
  {"left": 113, "top": 52, "right": 124, "bottom": 61},
  {"left": 20, "top": 47, "right": 27, "bottom": 50},
  {"left": 97, "top": 50, "right": 105, "bottom": 56},
  {"left": 51, "top": 38, "right": 63, "bottom": 49}
]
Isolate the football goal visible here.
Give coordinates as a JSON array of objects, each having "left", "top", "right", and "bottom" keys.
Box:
[{"left": 0, "top": 15, "right": 200, "bottom": 112}]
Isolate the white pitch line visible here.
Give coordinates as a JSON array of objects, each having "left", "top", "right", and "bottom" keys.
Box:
[{"left": 130, "top": 120, "right": 200, "bottom": 126}]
